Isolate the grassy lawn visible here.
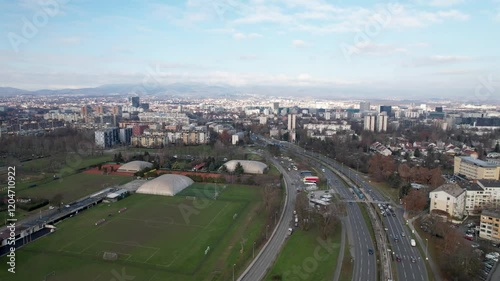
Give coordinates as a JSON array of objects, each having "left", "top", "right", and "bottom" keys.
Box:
[
  {"left": 368, "top": 180, "right": 399, "bottom": 203},
  {"left": 359, "top": 204, "right": 376, "bottom": 244},
  {"left": 264, "top": 226, "right": 342, "bottom": 281},
  {"left": 411, "top": 221, "right": 439, "bottom": 281},
  {"left": 0, "top": 184, "right": 268, "bottom": 281},
  {"left": 18, "top": 173, "right": 134, "bottom": 202},
  {"left": 246, "top": 153, "right": 264, "bottom": 161},
  {"left": 6, "top": 154, "right": 114, "bottom": 194},
  {"left": 267, "top": 164, "right": 281, "bottom": 176},
  {"left": 21, "top": 155, "right": 112, "bottom": 172},
  {"left": 339, "top": 235, "right": 353, "bottom": 281}
]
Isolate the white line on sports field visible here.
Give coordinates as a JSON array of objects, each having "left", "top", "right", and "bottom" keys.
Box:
[
  {"left": 117, "top": 216, "right": 206, "bottom": 228},
  {"left": 101, "top": 240, "right": 161, "bottom": 250},
  {"left": 143, "top": 248, "right": 160, "bottom": 264},
  {"left": 57, "top": 242, "right": 74, "bottom": 252},
  {"left": 204, "top": 202, "right": 230, "bottom": 229},
  {"left": 78, "top": 241, "right": 96, "bottom": 254}
]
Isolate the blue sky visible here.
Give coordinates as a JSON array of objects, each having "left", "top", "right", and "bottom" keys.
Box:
[{"left": 0, "top": 0, "right": 499, "bottom": 99}]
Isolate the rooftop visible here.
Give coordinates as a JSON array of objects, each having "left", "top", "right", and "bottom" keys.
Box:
[
  {"left": 460, "top": 156, "right": 499, "bottom": 168},
  {"left": 482, "top": 209, "right": 500, "bottom": 218},
  {"left": 432, "top": 183, "right": 465, "bottom": 198},
  {"left": 478, "top": 180, "right": 500, "bottom": 188},
  {"left": 460, "top": 182, "right": 483, "bottom": 191}
]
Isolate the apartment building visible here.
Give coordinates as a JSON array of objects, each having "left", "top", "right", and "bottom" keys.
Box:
[
  {"left": 454, "top": 156, "right": 500, "bottom": 180},
  {"left": 95, "top": 127, "right": 119, "bottom": 149},
  {"left": 429, "top": 183, "right": 466, "bottom": 219},
  {"left": 479, "top": 209, "right": 500, "bottom": 242}
]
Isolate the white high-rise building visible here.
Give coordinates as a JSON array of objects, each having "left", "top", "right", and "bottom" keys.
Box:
[
  {"left": 287, "top": 114, "right": 297, "bottom": 142},
  {"left": 360, "top": 101, "right": 371, "bottom": 112},
  {"left": 324, "top": 112, "right": 331, "bottom": 120},
  {"left": 377, "top": 112, "right": 388, "bottom": 132},
  {"left": 364, "top": 115, "right": 376, "bottom": 131}
]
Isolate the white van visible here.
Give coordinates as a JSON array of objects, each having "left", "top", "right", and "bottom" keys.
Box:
[{"left": 410, "top": 239, "right": 416, "bottom": 247}]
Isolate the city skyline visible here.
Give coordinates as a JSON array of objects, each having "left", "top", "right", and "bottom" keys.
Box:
[{"left": 1, "top": 0, "right": 499, "bottom": 99}]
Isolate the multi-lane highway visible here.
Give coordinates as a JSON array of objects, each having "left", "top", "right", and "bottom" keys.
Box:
[
  {"left": 322, "top": 167, "right": 377, "bottom": 281},
  {"left": 313, "top": 151, "right": 429, "bottom": 281}
]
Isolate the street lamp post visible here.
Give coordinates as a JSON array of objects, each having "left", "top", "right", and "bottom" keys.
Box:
[
  {"left": 233, "top": 264, "right": 236, "bottom": 281},
  {"left": 425, "top": 238, "right": 429, "bottom": 260}
]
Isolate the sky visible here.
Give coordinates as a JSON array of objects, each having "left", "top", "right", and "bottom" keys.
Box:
[{"left": 0, "top": 0, "right": 499, "bottom": 100}]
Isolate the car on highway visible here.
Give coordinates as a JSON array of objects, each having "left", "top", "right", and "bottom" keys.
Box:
[
  {"left": 368, "top": 249, "right": 374, "bottom": 255},
  {"left": 396, "top": 256, "right": 402, "bottom": 262},
  {"left": 401, "top": 232, "right": 405, "bottom": 237},
  {"left": 392, "top": 213, "right": 396, "bottom": 217},
  {"left": 411, "top": 257, "right": 416, "bottom": 263}
]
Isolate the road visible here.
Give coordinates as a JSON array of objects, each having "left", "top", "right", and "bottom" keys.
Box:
[
  {"left": 238, "top": 157, "right": 297, "bottom": 281},
  {"left": 322, "top": 167, "right": 377, "bottom": 281},
  {"left": 315, "top": 152, "right": 429, "bottom": 281}
]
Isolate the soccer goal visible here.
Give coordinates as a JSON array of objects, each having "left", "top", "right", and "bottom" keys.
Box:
[{"left": 102, "top": 251, "right": 118, "bottom": 261}]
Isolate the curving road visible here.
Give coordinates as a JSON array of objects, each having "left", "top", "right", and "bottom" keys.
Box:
[{"left": 238, "top": 157, "right": 297, "bottom": 281}]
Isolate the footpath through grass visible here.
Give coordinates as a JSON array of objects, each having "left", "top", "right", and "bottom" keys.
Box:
[{"left": 264, "top": 226, "right": 342, "bottom": 281}]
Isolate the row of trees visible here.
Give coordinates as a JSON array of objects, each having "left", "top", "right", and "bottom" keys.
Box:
[
  {"left": 421, "top": 217, "right": 482, "bottom": 280},
  {"left": 368, "top": 155, "right": 445, "bottom": 185},
  {"left": 295, "top": 193, "right": 346, "bottom": 240}
]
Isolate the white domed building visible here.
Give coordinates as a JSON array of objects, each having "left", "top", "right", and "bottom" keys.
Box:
[
  {"left": 223, "top": 160, "right": 268, "bottom": 174},
  {"left": 136, "top": 174, "right": 194, "bottom": 196},
  {"left": 117, "top": 161, "right": 153, "bottom": 173}
]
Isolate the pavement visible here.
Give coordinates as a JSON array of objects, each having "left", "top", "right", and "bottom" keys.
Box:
[{"left": 407, "top": 215, "right": 443, "bottom": 281}]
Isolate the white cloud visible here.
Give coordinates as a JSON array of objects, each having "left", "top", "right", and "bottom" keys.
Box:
[
  {"left": 231, "top": 2, "right": 469, "bottom": 32},
  {"left": 297, "top": 73, "right": 311, "bottom": 80},
  {"left": 428, "top": 0, "right": 464, "bottom": 7},
  {"left": 407, "top": 55, "right": 472, "bottom": 67},
  {"left": 292, "top": 39, "right": 306, "bottom": 48},
  {"left": 351, "top": 42, "right": 407, "bottom": 55},
  {"left": 430, "top": 55, "right": 471, "bottom": 62}
]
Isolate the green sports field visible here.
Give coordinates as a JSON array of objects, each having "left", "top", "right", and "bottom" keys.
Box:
[{"left": 0, "top": 184, "right": 267, "bottom": 281}]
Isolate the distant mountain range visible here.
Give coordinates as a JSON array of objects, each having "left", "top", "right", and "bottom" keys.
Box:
[
  {"left": 0, "top": 83, "right": 239, "bottom": 98},
  {"left": 0, "top": 83, "right": 379, "bottom": 100},
  {"left": 0, "top": 83, "right": 498, "bottom": 104}
]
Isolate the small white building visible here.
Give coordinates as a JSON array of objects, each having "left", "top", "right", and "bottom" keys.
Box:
[{"left": 429, "top": 183, "right": 466, "bottom": 219}]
